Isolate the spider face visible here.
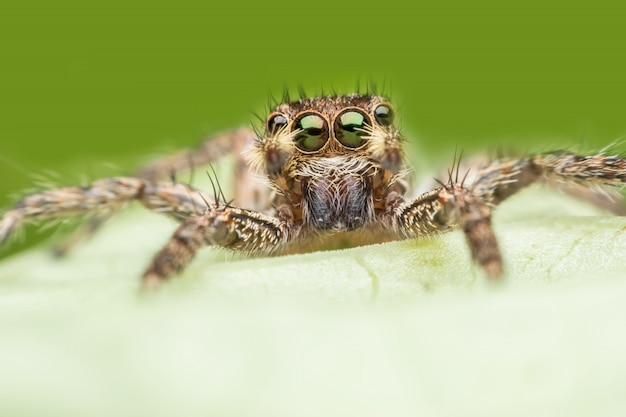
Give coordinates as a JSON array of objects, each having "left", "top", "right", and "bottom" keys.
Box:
[{"left": 250, "top": 94, "right": 407, "bottom": 232}]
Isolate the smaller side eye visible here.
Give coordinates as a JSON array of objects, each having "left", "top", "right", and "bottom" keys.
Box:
[
  {"left": 267, "top": 113, "right": 289, "bottom": 134},
  {"left": 293, "top": 113, "right": 329, "bottom": 152},
  {"left": 334, "top": 110, "right": 370, "bottom": 148},
  {"left": 373, "top": 104, "right": 394, "bottom": 126}
]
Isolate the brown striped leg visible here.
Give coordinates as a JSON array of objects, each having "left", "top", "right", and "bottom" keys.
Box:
[
  {"left": 0, "top": 177, "right": 210, "bottom": 249},
  {"left": 142, "top": 206, "right": 290, "bottom": 289},
  {"left": 421, "top": 152, "right": 626, "bottom": 215},
  {"left": 52, "top": 127, "right": 263, "bottom": 256},
  {"left": 134, "top": 126, "right": 274, "bottom": 212},
  {"left": 393, "top": 151, "right": 626, "bottom": 278},
  {"left": 392, "top": 184, "right": 502, "bottom": 278},
  {"left": 471, "top": 152, "right": 626, "bottom": 209}
]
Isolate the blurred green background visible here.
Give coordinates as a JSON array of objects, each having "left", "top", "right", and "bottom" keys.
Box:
[{"left": 1, "top": 0, "right": 625, "bottom": 235}]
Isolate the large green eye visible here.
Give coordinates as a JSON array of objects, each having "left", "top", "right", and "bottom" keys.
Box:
[
  {"left": 293, "top": 113, "right": 328, "bottom": 152},
  {"left": 373, "top": 104, "right": 394, "bottom": 126},
  {"left": 335, "top": 110, "right": 369, "bottom": 148}
]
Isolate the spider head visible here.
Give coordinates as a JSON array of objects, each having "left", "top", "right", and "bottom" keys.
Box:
[{"left": 248, "top": 94, "right": 406, "bottom": 231}]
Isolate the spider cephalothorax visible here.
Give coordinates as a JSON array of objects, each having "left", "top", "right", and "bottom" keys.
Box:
[
  {"left": 2, "top": 92, "right": 626, "bottom": 289},
  {"left": 249, "top": 94, "right": 407, "bottom": 232}
]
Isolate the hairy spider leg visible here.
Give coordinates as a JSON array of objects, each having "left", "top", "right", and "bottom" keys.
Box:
[
  {"left": 52, "top": 127, "right": 274, "bottom": 256},
  {"left": 0, "top": 178, "right": 211, "bottom": 248}
]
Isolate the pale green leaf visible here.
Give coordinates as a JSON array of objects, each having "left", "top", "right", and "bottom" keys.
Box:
[{"left": 0, "top": 188, "right": 625, "bottom": 417}]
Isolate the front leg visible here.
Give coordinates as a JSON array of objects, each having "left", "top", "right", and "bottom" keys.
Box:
[
  {"left": 390, "top": 184, "right": 502, "bottom": 278},
  {"left": 54, "top": 127, "right": 269, "bottom": 257},
  {"left": 142, "top": 206, "right": 292, "bottom": 289}
]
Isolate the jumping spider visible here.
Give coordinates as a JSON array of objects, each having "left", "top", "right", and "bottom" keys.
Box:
[{"left": 1, "top": 93, "right": 625, "bottom": 289}]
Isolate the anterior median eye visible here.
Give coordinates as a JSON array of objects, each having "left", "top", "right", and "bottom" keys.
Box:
[
  {"left": 335, "top": 110, "right": 369, "bottom": 148},
  {"left": 293, "top": 113, "right": 329, "bottom": 152}
]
